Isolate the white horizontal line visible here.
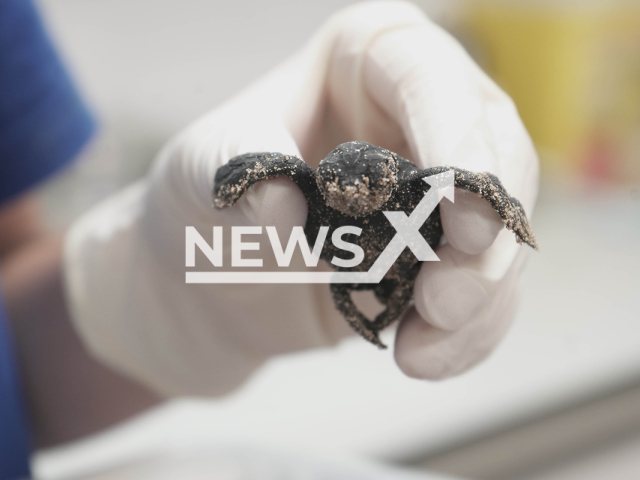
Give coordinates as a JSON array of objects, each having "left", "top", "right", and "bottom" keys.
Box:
[{"left": 185, "top": 271, "right": 379, "bottom": 284}]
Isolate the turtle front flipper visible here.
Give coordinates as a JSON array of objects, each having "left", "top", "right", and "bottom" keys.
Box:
[
  {"left": 412, "top": 167, "right": 539, "bottom": 250},
  {"left": 213, "top": 152, "right": 317, "bottom": 208}
]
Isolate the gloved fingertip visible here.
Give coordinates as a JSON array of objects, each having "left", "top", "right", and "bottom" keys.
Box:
[
  {"left": 394, "top": 308, "right": 455, "bottom": 380},
  {"left": 441, "top": 190, "right": 504, "bottom": 255},
  {"left": 414, "top": 259, "right": 489, "bottom": 331},
  {"left": 241, "top": 177, "right": 308, "bottom": 232}
]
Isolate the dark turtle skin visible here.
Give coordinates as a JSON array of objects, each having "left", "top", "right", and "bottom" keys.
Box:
[{"left": 214, "top": 141, "right": 538, "bottom": 348}]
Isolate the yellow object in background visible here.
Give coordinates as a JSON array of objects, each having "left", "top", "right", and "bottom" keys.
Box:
[{"left": 464, "top": 1, "right": 640, "bottom": 183}]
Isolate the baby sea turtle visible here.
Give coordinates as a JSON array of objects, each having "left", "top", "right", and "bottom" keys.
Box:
[{"left": 214, "top": 141, "right": 537, "bottom": 347}]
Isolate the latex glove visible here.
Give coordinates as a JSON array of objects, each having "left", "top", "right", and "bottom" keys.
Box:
[{"left": 64, "top": 1, "right": 538, "bottom": 397}]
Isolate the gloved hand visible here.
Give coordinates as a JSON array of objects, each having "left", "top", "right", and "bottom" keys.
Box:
[{"left": 64, "top": 1, "right": 538, "bottom": 397}]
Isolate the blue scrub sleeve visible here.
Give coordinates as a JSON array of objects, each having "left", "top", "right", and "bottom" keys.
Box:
[
  {"left": 0, "top": 0, "right": 96, "bottom": 478},
  {"left": 0, "top": 0, "right": 96, "bottom": 204},
  {"left": 0, "top": 296, "right": 31, "bottom": 480}
]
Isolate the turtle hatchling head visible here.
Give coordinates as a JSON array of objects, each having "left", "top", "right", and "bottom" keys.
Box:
[{"left": 316, "top": 141, "right": 398, "bottom": 217}]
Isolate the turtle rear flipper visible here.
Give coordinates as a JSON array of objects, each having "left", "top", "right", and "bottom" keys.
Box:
[
  {"left": 214, "top": 152, "right": 317, "bottom": 208},
  {"left": 330, "top": 284, "right": 387, "bottom": 348}
]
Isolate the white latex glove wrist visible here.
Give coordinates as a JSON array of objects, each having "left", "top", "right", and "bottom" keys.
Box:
[{"left": 64, "top": 1, "right": 538, "bottom": 397}]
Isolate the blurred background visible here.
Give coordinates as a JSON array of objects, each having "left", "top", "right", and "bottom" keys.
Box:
[{"left": 31, "top": 0, "right": 640, "bottom": 479}]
